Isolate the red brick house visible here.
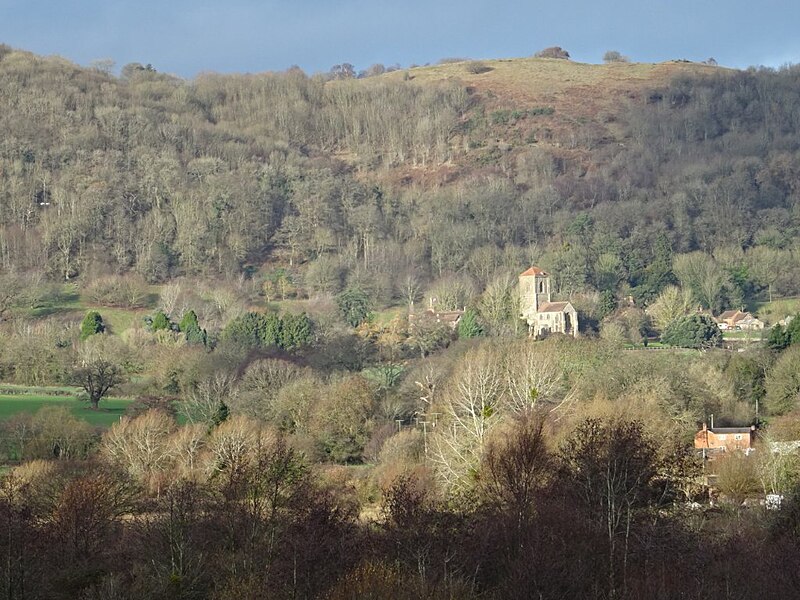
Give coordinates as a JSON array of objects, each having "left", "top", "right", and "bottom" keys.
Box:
[{"left": 694, "top": 423, "right": 756, "bottom": 455}]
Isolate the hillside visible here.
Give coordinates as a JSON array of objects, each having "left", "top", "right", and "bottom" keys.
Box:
[
  {"left": 387, "top": 57, "right": 721, "bottom": 137},
  {"left": 5, "top": 45, "right": 800, "bottom": 600},
  {"left": 359, "top": 57, "right": 723, "bottom": 182},
  {"left": 1, "top": 44, "right": 799, "bottom": 316}
]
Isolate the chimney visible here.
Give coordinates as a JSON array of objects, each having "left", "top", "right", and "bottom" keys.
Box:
[{"left": 702, "top": 423, "right": 707, "bottom": 432}]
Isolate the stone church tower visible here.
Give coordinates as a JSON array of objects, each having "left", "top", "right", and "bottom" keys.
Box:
[
  {"left": 519, "top": 267, "right": 579, "bottom": 339},
  {"left": 519, "top": 266, "right": 550, "bottom": 323}
]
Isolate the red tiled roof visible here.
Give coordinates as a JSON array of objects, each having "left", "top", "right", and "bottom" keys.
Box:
[
  {"left": 539, "top": 301, "right": 570, "bottom": 313},
  {"left": 520, "top": 266, "right": 548, "bottom": 277}
]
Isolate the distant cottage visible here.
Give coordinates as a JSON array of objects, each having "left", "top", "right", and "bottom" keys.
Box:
[
  {"left": 694, "top": 423, "right": 756, "bottom": 456},
  {"left": 425, "top": 297, "right": 464, "bottom": 330},
  {"left": 716, "top": 310, "right": 764, "bottom": 331},
  {"left": 409, "top": 298, "right": 464, "bottom": 331},
  {"left": 519, "top": 267, "right": 579, "bottom": 339}
]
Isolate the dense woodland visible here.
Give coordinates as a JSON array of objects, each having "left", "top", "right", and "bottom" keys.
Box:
[
  {"left": 1, "top": 46, "right": 800, "bottom": 308},
  {"left": 2, "top": 45, "right": 800, "bottom": 598}
]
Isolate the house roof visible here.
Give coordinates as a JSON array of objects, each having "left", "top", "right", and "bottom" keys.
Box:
[
  {"left": 739, "top": 316, "right": 762, "bottom": 323},
  {"left": 709, "top": 427, "right": 753, "bottom": 434},
  {"left": 520, "top": 266, "right": 548, "bottom": 277},
  {"left": 538, "top": 301, "right": 571, "bottom": 313},
  {"left": 434, "top": 310, "right": 464, "bottom": 323}
]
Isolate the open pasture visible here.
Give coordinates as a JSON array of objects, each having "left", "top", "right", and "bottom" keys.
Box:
[{"left": 0, "top": 392, "right": 131, "bottom": 427}]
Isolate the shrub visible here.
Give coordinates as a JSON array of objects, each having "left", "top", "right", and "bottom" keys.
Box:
[
  {"left": 85, "top": 275, "right": 149, "bottom": 308},
  {"left": 603, "top": 50, "right": 630, "bottom": 63},
  {"left": 150, "top": 310, "right": 172, "bottom": 332},
  {"left": 80, "top": 311, "right": 104, "bottom": 340},
  {"left": 534, "top": 46, "right": 570, "bottom": 60},
  {"left": 465, "top": 61, "right": 492, "bottom": 74},
  {"left": 491, "top": 110, "right": 511, "bottom": 125},
  {"left": 124, "top": 395, "right": 178, "bottom": 419},
  {"left": 179, "top": 309, "right": 207, "bottom": 345},
  {"left": 715, "top": 453, "right": 759, "bottom": 504}
]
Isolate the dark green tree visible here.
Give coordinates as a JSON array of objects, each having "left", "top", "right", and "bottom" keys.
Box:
[
  {"left": 661, "top": 314, "right": 721, "bottom": 349},
  {"left": 151, "top": 310, "right": 172, "bottom": 332},
  {"left": 262, "top": 313, "right": 284, "bottom": 347},
  {"left": 337, "top": 288, "right": 372, "bottom": 327},
  {"left": 280, "top": 313, "right": 313, "bottom": 350},
  {"left": 726, "top": 351, "right": 768, "bottom": 416},
  {"left": 222, "top": 312, "right": 269, "bottom": 347},
  {"left": 179, "top": 310, "right": 207, "bottom": 345},
  {"left": 597, "top": 290, "right": 618, "bottom": 321},
  {"left": 178, "top": 310, "right": 199, "bottom": 333},
  {"left": 768, "top": 315, "right": 800, "bottom": 351},
  {"left": 629, "top": 234, "right": 675, "bottom": 306},
  {"left": 79, "top": 311, "right": 105, "bottom": 341},
  {"left": 768, "top": 324, "right": 790, "bottom": 351},
  {"left": 457, "top": 309, "right": 484, "bottom": 339},
  {"left": 186, "top": 327, "right": 208, "bottom": 346}
]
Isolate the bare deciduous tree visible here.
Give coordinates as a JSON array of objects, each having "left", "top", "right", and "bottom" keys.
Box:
[
  {"left": 432, "top": 347, "right": 504, "bottom": 492},
  {"left": 480, "top": 416, "right": 553, "bottom": 522},
  {"left": 169, "top": 423, "right": 207, "bottom": 478},
  {"left": 182, "top": 372, "right": 239, "bottom": 426},
  {"left": 73, "top": 358, "right": 125, "bottom": 410},
  {"left": 206, "top": 415, "right": 268, "bottom": 473},
  {"left": 504, "top": 340, "right": 574, "bottom": 415},
  {"left": 102, "top": 411, "right": 176, "bottom": 494}
]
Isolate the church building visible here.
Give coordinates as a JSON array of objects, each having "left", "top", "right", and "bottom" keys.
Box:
[{"left": 519, "top": 267, "right": 579, "bottom": 339}]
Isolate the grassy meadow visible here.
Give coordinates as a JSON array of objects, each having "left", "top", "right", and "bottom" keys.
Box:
[{"left": 0, "top": 392, "right": 131, "bottom": 427}]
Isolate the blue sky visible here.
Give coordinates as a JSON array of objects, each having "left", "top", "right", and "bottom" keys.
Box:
[{"left": 1, "top": 0, "right": 798, "bottom": 77}]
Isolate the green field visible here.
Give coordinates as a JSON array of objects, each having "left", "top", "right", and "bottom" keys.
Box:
[
  {"left": 722, "top": 330, "right": 765, "bottom": 341},
  {"left": 0, "top": 394, "right": 131, "bottom": 427}
]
